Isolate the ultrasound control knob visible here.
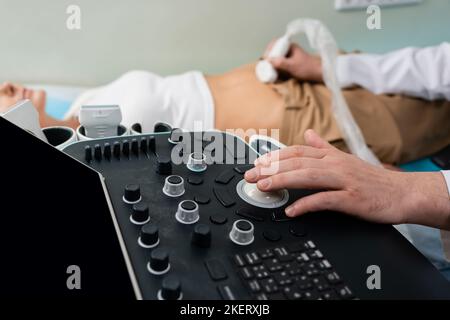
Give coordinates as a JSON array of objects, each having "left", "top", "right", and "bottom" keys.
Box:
[
  {"left": 113, "top": 141, "right": 121, "bottom": 158},
  {"left": 191, "top": 224, "right": 211, "bottom": 248},
  {"left": 158, "top": 275, "right": 182, "bottom": 300},
  {"left": 84, "top": 145, "right": 92, "bottom": 162},
  {"left": 156, "top": 156, "right": 172, "bottom": 175},
  {"left": 131, "top": 138, "right": 139, "bottom": 155},
  {"left": 229, "top": 219, "right": 254, "bottom": 246},
  {"left": 175, "top": 200, "right": 200, "bottom": 225},
  {"left": 147, "top": 248, "right": 170, "bottom": 275},
  {"left": 168, "top": 128, "right": 183, "bottom": 144},
  {"left": 138, "top": 224, "right": 159, "bottom": 248},
  {"left": 131, "top": 202, "right": 150, "bottom": 225},
  {"left": 104, "top": 143, "right": 111, "bottom": 160},
  {"left": 187, "top": 152, "right": 207, "bottom": 172},
  {"left": 123, "top": 184, "right": 142, "bottom": 204},
  {"left": 94, "top": 144, "right": 102, "bottom": 161},
  {"left": 163, "top": 175, "right": 185, "bottom": 197},
  {"left": 122, "top": 140, "right": 130, "bottom": 157}
]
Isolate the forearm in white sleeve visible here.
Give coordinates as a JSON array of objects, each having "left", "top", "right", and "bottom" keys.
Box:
[{"left": 336, "top": 43, "right": 450, "bottom": 101}]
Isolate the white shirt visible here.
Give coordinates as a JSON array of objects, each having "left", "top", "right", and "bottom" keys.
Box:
[
  {"left": 336, "top": 42, "right": 450, "bottom": 101},
  {"left": 66, "top": 70, "right": 215, "bottom": 133},
  {"left": 336, "top": 43, "right": 450, "bottom": 198}
]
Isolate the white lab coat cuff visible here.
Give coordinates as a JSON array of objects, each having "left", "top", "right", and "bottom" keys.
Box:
[{"left": 336, "top": 56, "right": 355, "bottom": 89}]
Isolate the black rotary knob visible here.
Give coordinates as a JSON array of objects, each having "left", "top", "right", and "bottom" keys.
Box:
[
  {"left": 148, "top": 136, "right": 156, "bottom": 152},
  {"left": 159, "top": 275, "right": 182, "bottom": 300},
  {"left": 84, "top": 145, "right": 92, "bottom": 162},
  {"left": 94, "top": 144, "right": 102, "bottom": 161},
  {"left": 123, "top": 184, "right": 141, "bottom": 204},
  {"left": 131, "top": 138, "right": 139, "bottom": 156},
  {"left": 104, "top": 143, "right": 111, "bottom": 160},
  {"left": 139, "top": 224, "right": 159, "bottom": 248},
  {"left": 140, "top": 137, "right": 148, "bottom": 153},
  {"left": 156, "top": 156, "right": 172, "bottom": 175},
  {"left": 148, "top": 248, "right": 170, "bottom": 275},
  {"left": 131, "top": 202, "right": 150, "bottom": 225},
  {"left": 122, "top": 140, "right": 130, "bottom": 157},
  {"left": 169, "top": 128, "right": 183, "bottom": 144},
  {"left": 191, "top": 224, "right": 211, "bottom": 248},
  {"left": 113, "top": 141, "right": 121, "bottom": 158}
]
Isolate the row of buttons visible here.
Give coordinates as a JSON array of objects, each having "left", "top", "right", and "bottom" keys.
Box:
[{"left": 84, "top": 136, "right": 155, "bottom": 162}]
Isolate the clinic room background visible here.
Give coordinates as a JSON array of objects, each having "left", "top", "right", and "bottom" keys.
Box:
[{"left": 0, "top": 0, "right": 450, "bottom": 86}]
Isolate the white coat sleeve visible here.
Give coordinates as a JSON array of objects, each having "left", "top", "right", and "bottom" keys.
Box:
[{"left": 336, "top": 43, "right": 450, "bottom": 101}]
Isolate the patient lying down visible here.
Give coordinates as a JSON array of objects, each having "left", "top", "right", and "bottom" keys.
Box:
[{"left": 1, "top": 44, "right": 449, "bottom": 165}]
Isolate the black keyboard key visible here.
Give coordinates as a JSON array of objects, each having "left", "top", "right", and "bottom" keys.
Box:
[
  {"left": 234, "top": 165, "right": 254, "bottom": 174},
  {"left": 297, "top": 275, "right": 313, "bottom": 290},
  {"left": 312, "top": 276, "right": 330, "bottom": 291},
  {"left": 310, "top": 250, "right": 324, "bottom": 260},
  {"left": 324, "top": 271, "right": 342, "bottom": 285},
  {"left": 244, "top": 252, "right": 261, "bottom": 265},
  {"left": 322, "top": 290, "right": 339, "bottom": 300},
  {"left": 302, "top": 262, "right": 317, "bottom": 273},
  {"left": 194, "top": 194, "right": 210, "bottom": 205},
  {"left": 303, "top": 289, "right": 320, "bottom": 300},
  {"left": 233, "top": 254, "right": 245, "bottom": 267},
  {"left": 240, "top": 267, "right": 254, "bottom": 280},
  {"left": 217, "top": 285, "right": 237, "bottom": 300},
  {"left": 283, "top": 286, "right": 303, "bottom": 300},
  {"left": 335, "top": 285, "right": 355, "bottom": 300},
  {"left": 258, "top": 248, "right": 274, "bottom": 259},
  {"left": 286, "top": 261, "right": 303, "bottom": 276},
  {"left": 273, "top": 271, "right": 292, "bottom": 286},
  {"left": 213, "top": 187, "right": 236, "bottom": 208},
  {"left": 317, "top": 259, "right": 333, "bottom": 270},
  {"left": 263, "top": 229, "right": 281, "bottom": 242},
  {"left": 215, "top": 170, "right": 235, "bottom": 184},
  {"left": 205, "top": 259, "right": 228, "bottom": 281},
  {"left": 236, "top": 208, "right": 265, "bottom": 222},
  {"left": 296, "top": 252, "right": 311, "bottom": 263},
  {"left": 271, "top": 211, "right": 292, "bottom": 222},
  {"left": 252, "top": 265, "right": 270, "bottom": 279},
  {"left": 255, "top": 293, "right": 268, "bottom": 300},
  {"left": 188, "top": 176, "right": 203, "bottom": 185},
  {"left": 305, "top": 240, "right": 316, "bottom": 249},
  {"left": 273, "top": 247, "right": 293, "bottom": 262},
  {"left": 260, "top": 278, "right": 279, "bottom": 294},
  {"left": 264, "top": 258, "right": 283, "bottom": 272},
  {"left": 247, "top": 280, "right": 262, "bottom": 293}
]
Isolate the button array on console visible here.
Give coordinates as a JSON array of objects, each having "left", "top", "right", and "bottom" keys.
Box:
[{"left": 83, "top": 136, "right": 159, "bottom": 162}]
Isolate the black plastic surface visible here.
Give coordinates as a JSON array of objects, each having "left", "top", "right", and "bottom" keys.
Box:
[{"left": 62, "top": 130, "right": 450, "bottom": 300}]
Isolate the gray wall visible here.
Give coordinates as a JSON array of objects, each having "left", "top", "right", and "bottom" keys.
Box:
[{"left": 1, "top": 0, "right": 449, "bottom": 86}]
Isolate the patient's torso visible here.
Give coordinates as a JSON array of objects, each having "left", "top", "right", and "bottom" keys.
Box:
[{"left": 205, "top": 63, "right": 285, "bottom": 136}]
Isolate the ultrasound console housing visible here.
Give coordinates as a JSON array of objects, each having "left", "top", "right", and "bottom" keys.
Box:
[{"left": 62, "top": 129, "right": 450, "bottom": 300}]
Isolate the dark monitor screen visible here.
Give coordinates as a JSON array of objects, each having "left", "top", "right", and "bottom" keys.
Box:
[{"left": 0, "top": 117, "right": 136, "bottom": 297}]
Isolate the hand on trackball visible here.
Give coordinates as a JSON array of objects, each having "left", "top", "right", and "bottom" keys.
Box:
[{"left": 245, "top": 129, "right": 450, "bottom": 229}]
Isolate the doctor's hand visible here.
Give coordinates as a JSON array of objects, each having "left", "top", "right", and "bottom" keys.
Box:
[
  {"left": 264, "top": 42, "right": 323, "bottom": 83},
  {"left": 245, "top": 130, "right": 450, "bottom": 229}
]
